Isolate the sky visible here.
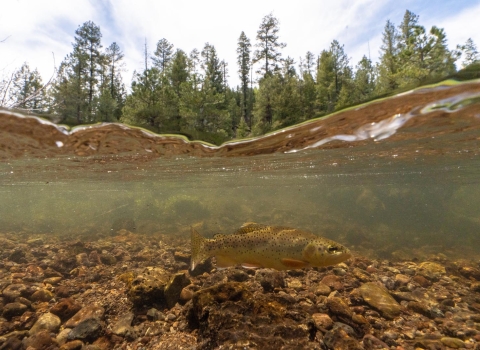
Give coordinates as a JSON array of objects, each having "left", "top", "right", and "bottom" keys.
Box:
[{"left": 1, "top": 0, "right": 479, "bottom": 88}]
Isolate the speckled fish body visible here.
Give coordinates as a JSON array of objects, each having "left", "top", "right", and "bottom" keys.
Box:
[{"left": 190, "top": 223, "right": 351, "bottom": 271}]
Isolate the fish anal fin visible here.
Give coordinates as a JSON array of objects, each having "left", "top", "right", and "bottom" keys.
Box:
[
  {"left": 241, "top": 262, "right": 262, "bottom": 269},
  {"left": 281, "top": 258, "right": 309, "bottom": 269},
  {"left": 215, "top": 255, "right": 237, "bottom": 268}
]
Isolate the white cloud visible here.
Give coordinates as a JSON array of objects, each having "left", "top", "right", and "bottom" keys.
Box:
[{"left": 0, "top": 0, "right": 477, "bottom": 88}]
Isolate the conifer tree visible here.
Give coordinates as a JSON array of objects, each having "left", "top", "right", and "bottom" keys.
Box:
[
  {"left": 152, "top": 38, "right": 174, "bottom": 72},
  {"left": 74, "top": 21, "right": 103, "bottom": 121},
  {"left": 237, "top": 31, "right": 251, "bottom": 126},
  {"left": 457, "top": 38, "right": 479, "bottom": 68},
  {"left": 10, "top": 63, "right": 47, "bottom": 112},
  {"left": 254, "top": 13, "right": 286, "bottom": 76},
  {"left": 376, "top": 20, "right": 399, "bottom": 94}
]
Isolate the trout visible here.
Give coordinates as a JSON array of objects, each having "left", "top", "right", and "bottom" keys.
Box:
[{"left": 191, "top": 223, "right": 351, "bottom": 271}]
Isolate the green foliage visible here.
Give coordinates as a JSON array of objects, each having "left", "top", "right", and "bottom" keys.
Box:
[
  {"left": 237, "top": 31, "right": 252, "bottom": 127},
  {"left": 152, "top": 38, "right": 174, "bottom": 72},
  {"left": 457, "top": 38, "right": 479, "bottom": 68},
  {"left": 254, "top": 13, "right": 286, "bottom": 76},
  {"left": 1, "top": 10, "right": 469, "bottom": 143}
]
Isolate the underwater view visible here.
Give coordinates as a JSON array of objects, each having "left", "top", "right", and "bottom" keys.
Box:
[{"left": 1, "top": 80, "right": 480, "bottom": 349}]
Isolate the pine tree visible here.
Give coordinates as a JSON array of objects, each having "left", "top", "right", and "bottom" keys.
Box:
[
  {"left": 152, "top": 38, "right": 174, "bottom": 72},
  {"left": 353, "top": 56, "right": 376, "bottom": 103},
  {"left": 376, "top": 20, "right": 399, "bottom": 94},
  {"left": 10, "top": 63, "right": 47, "bottom": 112},
  {"left": 169, "top": 49, "right": 189, "bottom": 95},
  {"left": 457, "top": 38, "right": 479, "bottom": 68},
  {"left": 254, "top": 13, "right": 286, "bottom": 76},
  {"left": 201, "top": 43, "right": 224, "bottom": 94},
  {"left": 237, "top": 31, "right": 251, "bottom": 126},
  {"left": 74, "top": 21, "right": 103, "bottom": 121}
]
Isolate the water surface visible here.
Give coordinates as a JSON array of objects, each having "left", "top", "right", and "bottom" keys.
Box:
[{"left": 1, "top": 80, "right": 480, "bottom": 261}]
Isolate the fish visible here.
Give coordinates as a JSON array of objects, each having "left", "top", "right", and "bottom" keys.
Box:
[{"left": 190, "top": 223, "right": 351, "bottom": 271}]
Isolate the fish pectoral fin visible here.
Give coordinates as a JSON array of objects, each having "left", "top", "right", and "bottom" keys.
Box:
[
  {"left": 241, "top": 262, "right": 262, "bottom": 269},
  {"left": 281, "top": 258, "right": 309, "bottom": 269},
  {"left": 215, "top": 255, "right": 237, "bottom": 268}
]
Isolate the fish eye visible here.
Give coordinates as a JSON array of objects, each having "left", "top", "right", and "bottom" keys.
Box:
[{"left": 328, "top": 245, "right": 339, "bottom": 253}]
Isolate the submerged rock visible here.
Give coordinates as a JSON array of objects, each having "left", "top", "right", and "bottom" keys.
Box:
[
  {"left": 111, "top": 312, "right": 135, "bottom": 337},
  {"left": 127, "top": 267, "right": 170, "bottom": 307},
  {"left": 2, "top": 302, "right": 28, "bottom": 319},
  {"left": 164, "top": 272, "right": 191, "bottom": 308},
  {"left": 29, "top": 312, "right": 61, "bottom": 335},
  {"left": 187, "top": 281, "right": 316, "bottom": 349},
  {"left": 65, "top": 305, "right": 105, "bottom": 328},
  {"left": 50, "top": 298, "right": 82, "bottom": 321},
  {"left": 355, "top": 282, "right": 401, "bottom": 319},
  {"left": 67, "top": 318, "right": 103, "bottom": 342},
  {"left": 416, "top": 261, "right": 446, "bottom": 280}
]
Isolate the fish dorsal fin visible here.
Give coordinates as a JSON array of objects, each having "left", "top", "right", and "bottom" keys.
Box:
[{"left": 233, "top": 222, "right": 269, "bottom": 235}]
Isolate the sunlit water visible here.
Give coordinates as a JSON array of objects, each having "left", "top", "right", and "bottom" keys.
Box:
[{"left": 1, "top": 80, "right": 480, "bottom": 262}]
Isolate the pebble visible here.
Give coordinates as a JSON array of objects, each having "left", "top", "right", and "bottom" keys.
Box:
[
  {"left": 59, "top": 340, "right": 84, "bottom": 350},
  {"left": 65, "top": 305, "right": 105, "bottom": 328},
  {"left": 30, "top": 288, "right": 54, "bottom": 302},
  {"left": 112, "top": 312, "right": 134, "bottom": 336},
  {"left": 356, "top": 282, "right": 401, "bottom": 319},
  {"left": 2, "top": 284, "right": 27, "bottom": 301},
  {"left": 22, "top": 329, "right": 54, "bottom": 349},
  {"left": 440, "top": 337, "right": 465, "bottom": 348},
  {"left": 2, "top": 302, "right": 28, "bottom": 319},
  {"left": 29, "top": 312, "right": 61, "bottom": 334},
  {"left": 312, "top": 313, "right": 334, "bottom": 330},
  {"left": 50, "top": 298, "right": 82, "bottom": 321},
  {"left": 67, "top": 318, "right": 103, "bottom": 341},
  {"left": 326, "top": 297, "right": 353, "bottom": 319},
  {"left": 416, "top": 262, "right": 446, "bottom": 280}
]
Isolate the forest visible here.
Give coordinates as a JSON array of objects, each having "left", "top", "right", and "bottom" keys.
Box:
[{"left": 1, "top": 10, "right": 479, "bottom": 144}]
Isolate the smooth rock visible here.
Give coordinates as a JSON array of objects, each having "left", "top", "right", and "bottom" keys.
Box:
[
  {"left": 440, "top": 337, "right": 465, "bottom": 348},
  {"left": 416, "top": 262, "right": 446, "bottom": 280},
  {"left": 67, "top": 318, "right": 103, "bottom": 341},
  {"left": 112, "top": 312, "right": 134, "bottom": 336},
  {"left": 164, "top": 272, "right": 191, "bottom": 308},
  {"left": 30, "top": 289, "right": 54, "bottom": 302},
  {"left": 56, "top": 328, "right": 72, "bottom": 346},
  {"left": 43, "top": 276, "right": 62, "bottom": 285},
  {"left": 65, "top": 305, "right": 105, "bottom": 328},
  {"left": 2, "top": 302, "right": 28, "bottom": 319},
  {"left": 29, "top": 312, "right": 61, "bottom": 335},
  {"left": 2, "top": 284, "right": 27, "bottom": 301},
  {"left": 60, "top": 340, "right": 84, "bottom": 350},
  {"left": 323, "top": 327, "right": 363, "bottom": 350},
  {"left": 357, "top": 282, "right": 401, "bottom": 319},
  {"left": 321, "top": 275, "right": 343, "bottom": 291},
  {"left": 146, "top": 308, "right": 165, "bottom": 321},
  {"left": 326, "top": 297, "right": 353, "bottom": 319},
  {"left": 287, "top": 279, "right": 303, "bottom": 290},
  {"left": 312, "top": 313, "right": 334, "bottom": 330},
  {"left": 22, "top": 330, "right": 55, "bottom": 349},
  {"left": 314, "top": 283, "right": 331, "bottom": 296},
  {"left": 50, "top": 298, "right": 82, "bottom": 321}
]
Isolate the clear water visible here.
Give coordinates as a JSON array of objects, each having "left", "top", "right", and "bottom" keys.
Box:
[{"left": 1, "top": 80, "right": 480, "bottom": 262}]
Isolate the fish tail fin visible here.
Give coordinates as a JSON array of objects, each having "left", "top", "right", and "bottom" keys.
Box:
[{"left": 191, "top": 227, "right": 208, "bottom": 271}]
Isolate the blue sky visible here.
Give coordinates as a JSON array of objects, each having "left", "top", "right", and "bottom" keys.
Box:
[{"left": 1, "top": 0, "right": 478, "bottom": 88}]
